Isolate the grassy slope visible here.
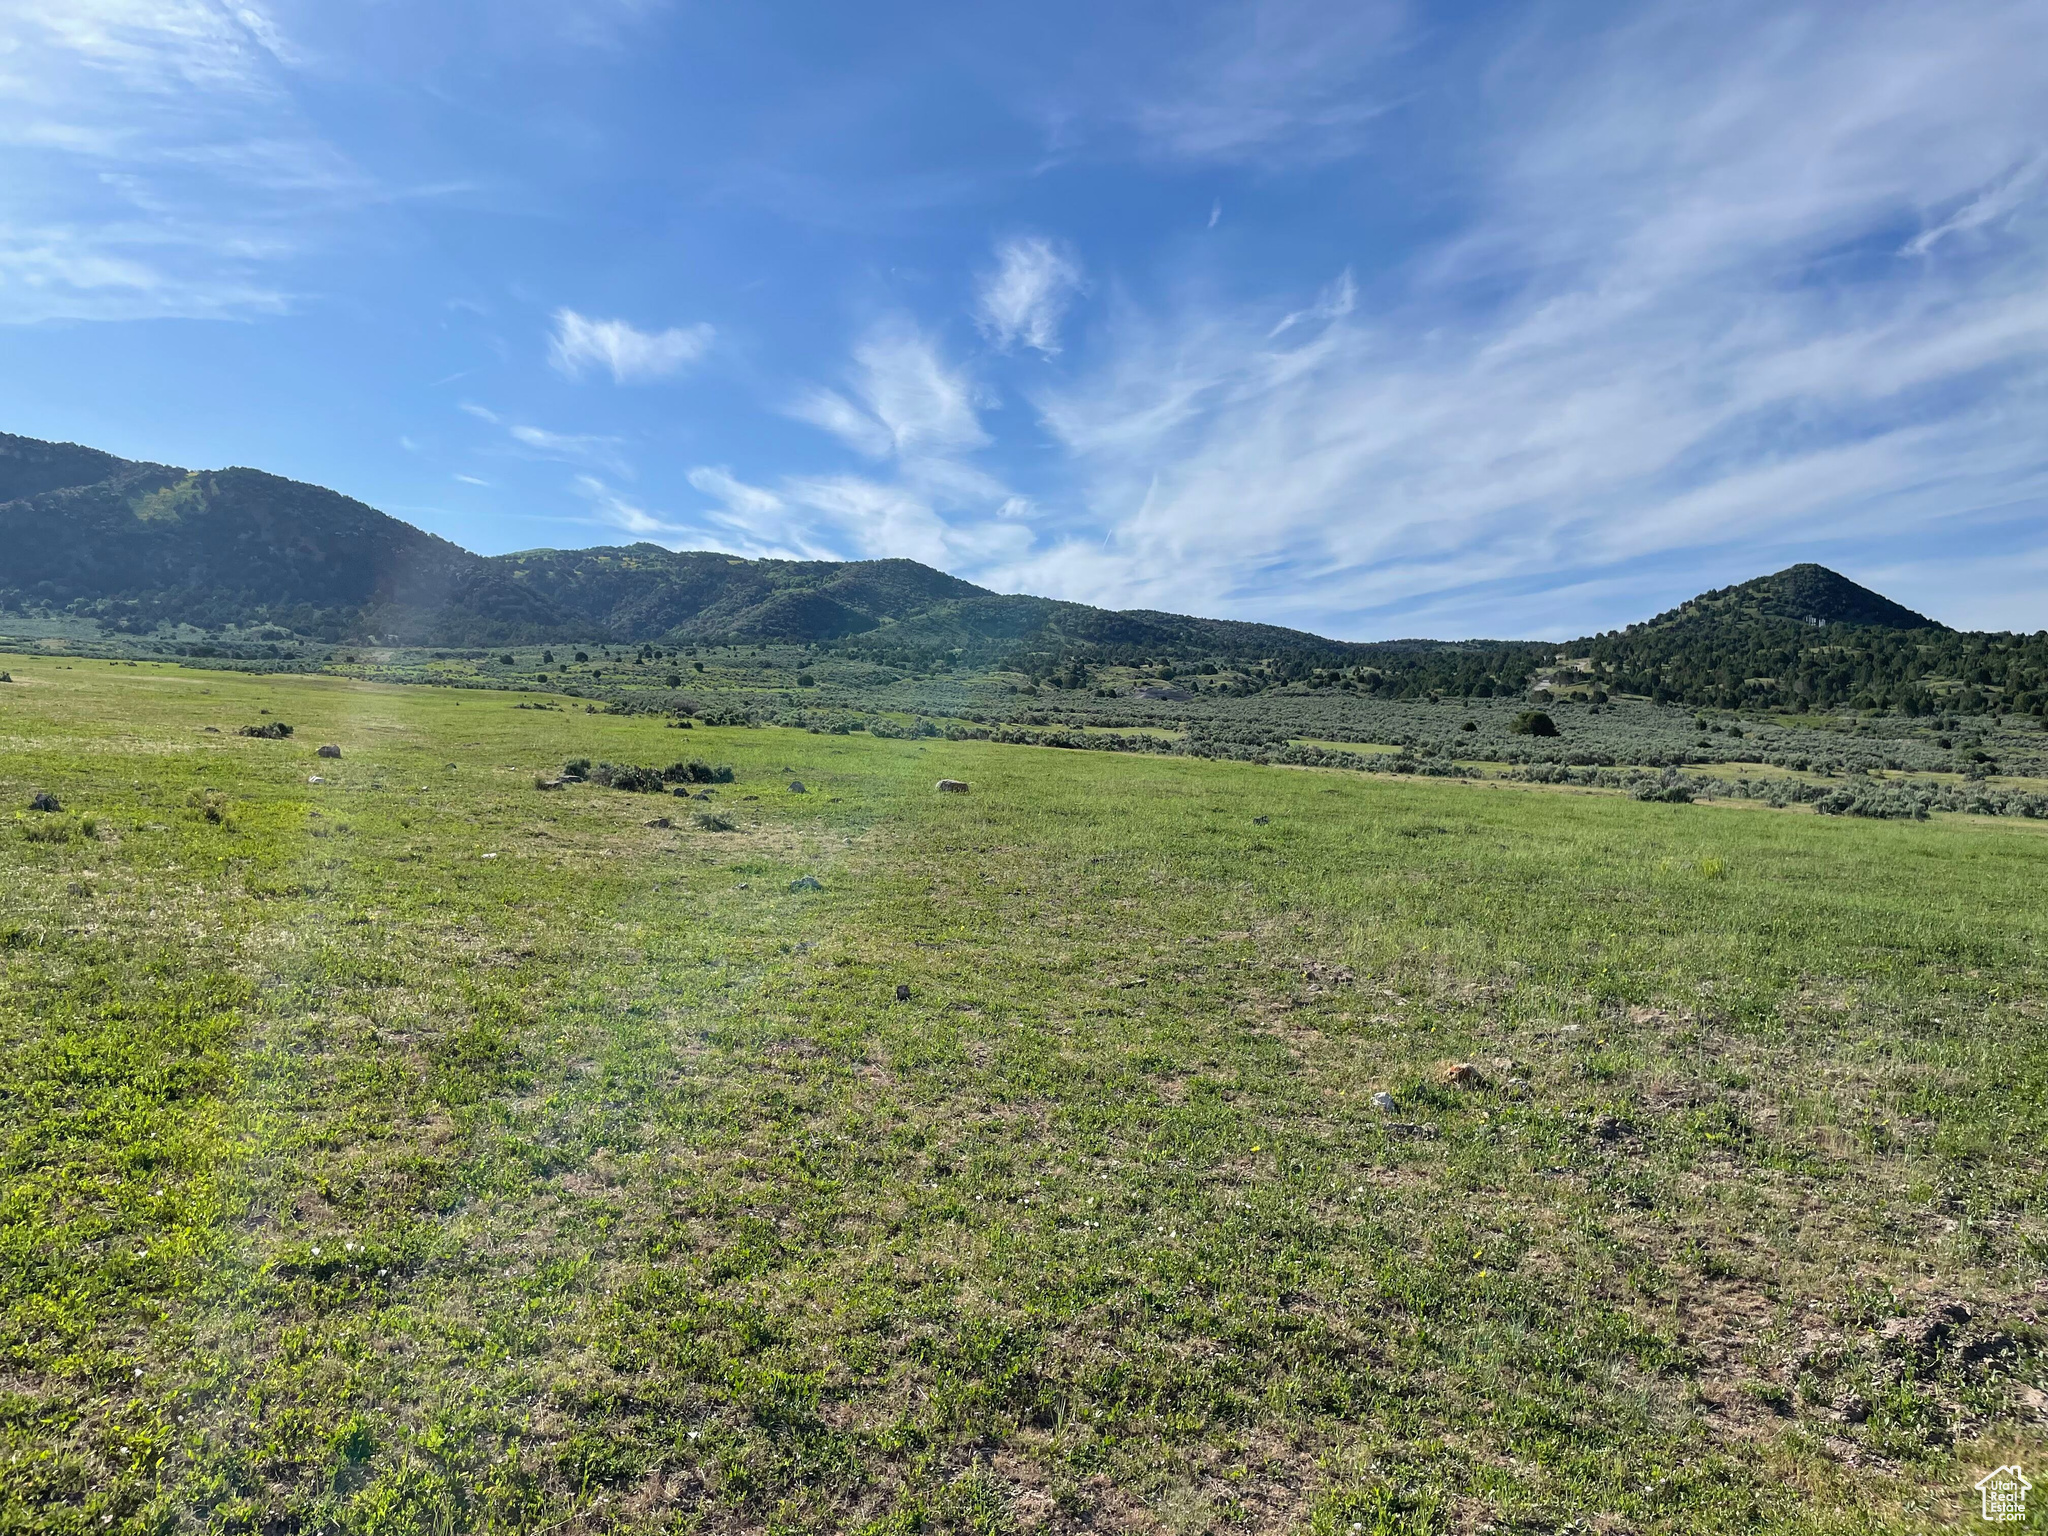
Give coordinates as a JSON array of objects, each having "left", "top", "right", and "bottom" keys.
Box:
[{"left": 2, "top": 657, "right": 2046, "bottom": 1535}]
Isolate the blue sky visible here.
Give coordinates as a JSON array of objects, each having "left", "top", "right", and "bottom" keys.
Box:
[{"left": 2, "top": 0, "right": 2045, "bottom": 639}]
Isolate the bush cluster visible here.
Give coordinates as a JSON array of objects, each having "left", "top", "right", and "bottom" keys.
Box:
[{"left": 560, "top": 757, "right": 736, "bottom": 792}]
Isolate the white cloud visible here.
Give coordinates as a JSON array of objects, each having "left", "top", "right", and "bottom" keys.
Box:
[
  {"left": 976, "top": 236, "right": 1082, "bottom": 355},
  {"left": 574, "top": 475, "right": 679, "bottom": 538},
  {"left": 1269, "top": 268, "right": 1354, "bottom": 338},
  {"left": 787, "top": 319, "right": 988, "bottom": 458},
  {"left": 548, "top": 308, "right": 714, "bottom": 384},
  {"left": 0, "top": 0, "right": 377, "bottom": 322},
  {"left": 1000, "top": 0, "right": 2048, "bottom": 637},
  {"left": 786, "top": 388, "right": 894, "bottom": 459},
  {"left": 688, "top": 465, "right": 784, "bottom": 519},
  {"left": 507, "top": 423, "right": 628, "bottom": 472},
  {"left": 1109, "top": 0, "right": 1408, "bottom": 166}
]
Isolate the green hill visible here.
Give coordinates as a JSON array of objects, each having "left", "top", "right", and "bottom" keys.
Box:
[{"left": 1, "top": 430, "right": 2041, "bottom": 715}]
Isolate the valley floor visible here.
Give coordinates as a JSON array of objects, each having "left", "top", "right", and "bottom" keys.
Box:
[{"left": 3, "top": 658, "right": 2046, "bottom": 1534}]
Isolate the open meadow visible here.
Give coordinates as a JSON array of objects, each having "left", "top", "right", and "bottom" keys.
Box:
[{"left": 4, "top": 656, "right": 2047, "bottom": 1534}]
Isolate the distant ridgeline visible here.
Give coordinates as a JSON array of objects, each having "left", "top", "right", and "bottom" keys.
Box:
[{"left": 1, "top": 430, "right": 2042, "bottom": 715}]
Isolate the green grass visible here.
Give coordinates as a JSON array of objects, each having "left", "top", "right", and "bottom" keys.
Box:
[{"left": 2, "top": 656, "right": 2046, "bottom": 1534}]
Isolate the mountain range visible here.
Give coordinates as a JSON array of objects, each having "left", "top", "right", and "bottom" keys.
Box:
[{"left": 2, "top": 430, "right": 2041, "bottom": 716}]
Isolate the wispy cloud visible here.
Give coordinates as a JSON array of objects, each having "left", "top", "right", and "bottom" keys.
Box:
[
  {"left": 460, "top": 402, "right": 631, "bottom": 475},
  {"left": 548, "top": 308, "right": 714, "bottom": 384},
  {"left": 787, "top": 319, "right": 989, "bottom": 458},
  {"left": 1269, "top": 268, "right": 1354, "bottom": 338},
  {"left": 999, "top": 0, "right": 2048, "bottom": 636},
  {"left": 976, "top": 236, "right": 1082, "bottom": 355},
  {"left": 687, "top": 465, "right": 783, "bottom": 519},
  {"left": 508, "top": 423, "right": 629, "bottom": 472},
  {"left": 0, "top": 0, "right": 377, "bottom": 322},
  {"left": 1109, "top": 0, "right": 1408, "bottom": 166},
  {"left": 729, "top": 320, "right": 1030, "bottom": 566},
  {"left": 574, "top": 475, "right": 680, "bottom": 538}
]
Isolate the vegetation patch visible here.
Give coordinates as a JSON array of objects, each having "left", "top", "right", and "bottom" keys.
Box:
[{"left": 0, "top": 658, "right": 2045, "bottom": 1533}]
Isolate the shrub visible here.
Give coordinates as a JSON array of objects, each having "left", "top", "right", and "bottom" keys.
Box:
[
  {"left": 692, "top": 811, "right": 738, "bottom": 831},
  {"left": 562, "top": 758, "right": 592, "bottom": 780},
  {"left": 1510, "top": 711, "right": 1559, "bottom": 737},
  {"left": 186, "top": 788, "right": 232, "bottom": 824},
  {"left": 238, "top": 722, "right": 293, "bottom": 739},
  {"left": 588, "top": 762, "right": 664, "bottom": 792},
  {"left": 662, "top": 760, "right": 736, "bottom": 785},
  {"left": 19, "top": 813, "right": 96, "bottom": 843}
]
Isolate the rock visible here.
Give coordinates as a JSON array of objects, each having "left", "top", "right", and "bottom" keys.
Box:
[
  {"left": 1370, "top": 1090, "right": 1397, "bottom": 1112},
  {"left": 643, "top": 817, "right": 672, "bottom": 829},
  {"left": 895, "top": 983, "right": 912, "bottom": 1000},
  {"left": 788, "top": 781, "right": 808, "bottom": 793},
  {"left": 789, "top": 875, "right": 822, "bottom": 891},
  {"left": 936, "top": 779, "right": 970, "bottom": 793},
  {"left": 202, "top": 726, "right": 220, "bottom": 733},
  {"left": 1441, "top": 1062, "right": 1485, "bottom": 1088},
  {"left": 29, "top": 791, "right": 60, "bottom": 812},
  {"left": 316, "top": 744, "right": 342, "bottom": 758},
  {"left": 1253, "top": 815, "right": 1270, "bottom": 825},
  {"left": 0, "top": 672, "right": 10, "bottom": 683},
  {"left": 1834, "top": 1394, "right": 1871, "bottom": 1424},
  {"left": 307, "top": 775, "right": 324, "bottom": 785}
]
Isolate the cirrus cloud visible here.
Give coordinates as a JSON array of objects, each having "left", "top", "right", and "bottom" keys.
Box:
[{"left": 548, "top": 308, "right": 714, "bottom": 384}]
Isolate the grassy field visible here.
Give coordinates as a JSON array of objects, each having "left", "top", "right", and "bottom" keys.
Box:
[{"left": 3, "top": 655, "right": 2047, "bottom": 1535}]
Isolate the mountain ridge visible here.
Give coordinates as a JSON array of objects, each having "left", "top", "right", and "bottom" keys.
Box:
[{"left": 3, "top": 430, "right": 2042, "bottom": 717}]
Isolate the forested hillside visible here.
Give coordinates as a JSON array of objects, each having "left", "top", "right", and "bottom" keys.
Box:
[{"left": 2, "top": 431, "right": 2042, "bottom": 715}]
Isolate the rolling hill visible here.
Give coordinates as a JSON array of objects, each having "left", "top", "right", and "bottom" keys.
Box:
[{"left": 1, "top": 430, "right": 2042, "bottom": 715}]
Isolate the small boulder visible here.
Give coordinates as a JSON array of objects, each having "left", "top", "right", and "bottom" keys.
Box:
[
  {"left": 317, "top": 744, "right": 342, "bottom": 759},
  {"left": 29, "top": 791, "right": 61, "bottom": 813},
  {"left": 789, "top": 875, "right": 823, "bottom": 892},
  {"left": 936, "top": 779, "right": 970, "bottom": 794},
  {"left": 202, "top": 726, "right": 220, "bottom": 733},
  {"left": 895, "top": 983, "right": 912, "bottom": 1000},
  {"left": 1369, "top": 1090, "right": 1397, "bottom": 1112},
  {"left": 307, "top": 775, "right": 324, "bottom": 785},
  {"left": 788, "top": 780, "right": 808, "bottom": 794},
  {"left": 643, "top": 816, "right": 673, "bottom": 829},
  {"left": 1441, "top": 1062, "right": 1485, "bottom": 1089}
]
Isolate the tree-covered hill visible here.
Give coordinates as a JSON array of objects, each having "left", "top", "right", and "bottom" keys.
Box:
[{"left": 1, "top": 430, "right": 2042, "bottom": 715}]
